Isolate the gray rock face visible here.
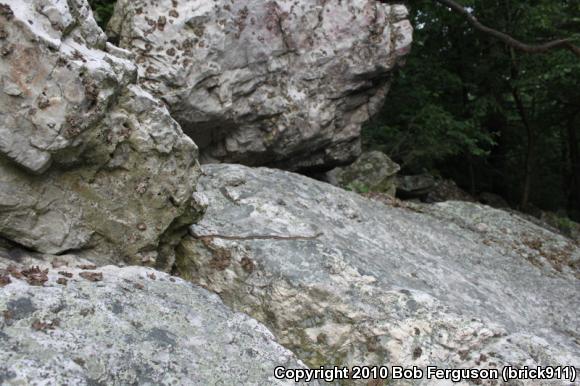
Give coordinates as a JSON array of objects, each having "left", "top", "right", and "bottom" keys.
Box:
[
  {"left": 108, "top": 0, "right": 413, "bottom": 171},
  {"left": 324, "top": 150, "right": 400, "bottom": 195},
  {"left": 0, "top": 0, "right": 201, "bottom": 267},
  {"left": 396, "top": 173, "right": 436, "bottom": 199},
  {"left": 0, "top": 258, "right": 312, "bottom": 385},
  {"left": 178, "top": 164, "right": 579, "bottom": 384}
]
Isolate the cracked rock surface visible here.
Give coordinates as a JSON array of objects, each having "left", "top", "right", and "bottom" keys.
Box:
[
  {"left": 0, "top": 0, "right": 200, "bottom": 267},
  {"left": 178, "top": 164, "right": 579, "bottom": 385},
  {"left": 0, "top": 254, "right": 313, "bottom": 385},
  {"left": 108, "top": 0, "right": 412, "bottom": 171}
]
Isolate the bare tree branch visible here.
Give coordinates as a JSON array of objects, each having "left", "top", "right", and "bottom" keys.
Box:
[{"left": 433, "top": 0, "right": 580, "bottom": 57}]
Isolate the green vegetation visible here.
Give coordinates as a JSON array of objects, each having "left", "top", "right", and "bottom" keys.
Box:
[
  {"left": 365, "top": 0, "right": 580, "bottom": 220},
  {"left": 556, "top": 215, "right": 576, "bottom": 234},
  {"left": 88, "top": 0, "right": 116, "bottom": 29},
  {"left": 346, "top": 181, "right": 371, "bottom": 194}
]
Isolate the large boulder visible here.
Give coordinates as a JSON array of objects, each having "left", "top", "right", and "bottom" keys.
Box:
[
  {"left": 425, "top": 179, "right": 476, "bottom": 203},
  {"left": 108, "top": 0, "right": 413, "bottom": 171},
  {"left": 0, "top": 255, "right": 313, "bottom": 385},
  {"left": 396, "top": 173, "right": 436, "bottom": 199},
  {"left": 177, "top": 164, "right": 579, "bottom": 383},
  {"left": 324, "top": 150, "right": 400, "bottom": 195},
  {"left": 0, "top": 0, "right": 201, "bottom": 268}
]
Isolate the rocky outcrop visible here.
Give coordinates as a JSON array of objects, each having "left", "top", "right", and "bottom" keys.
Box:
[
  {"left": 0, "top": 0, "right": 201, "bottom": 267},
  {"left": 396, "top": 173, "right": 436, "bottom": 199},
  {"left": 425, "top": 179, "right": 475, "bottom": 203},
  {"left": 0, "top": 255, "right": 312, "bottom": 385},
  {"left": 177, "top": 164, "right": 579, "bottom": 383},
  {"left": 323, "top": 150, "right": 400, "bottom": 195},
  {"left": 108, "top": 0, "right": 412, "bottom": 171},
  {"left": 479, "top": 192, "right": 510, "bottom": 209}
]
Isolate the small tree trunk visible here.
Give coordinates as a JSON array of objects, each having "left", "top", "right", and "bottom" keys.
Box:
[
  {"left": 521, "top": 128, "right": 534, "bottom": 209},
  {"left": 467, "top": 153, "right": 476, "bottom": 196},
  {"left": 511, "top": 88, "right": 535, "bottom": 209},
  {"left": 567, "top": 111, "right": 580, "bottom": 219}
]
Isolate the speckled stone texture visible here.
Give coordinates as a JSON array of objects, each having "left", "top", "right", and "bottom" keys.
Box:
[
  {"left": 108, "top": 0, "right": 412, "bottom": 171},
  {"left": 0, "top": 255, "right": 314, "bottom": 385},
  {"left": 178, "top": 164, "right": 579, "bottom": 385},
  {"left": 0, "top": 0, "right": 201, "bottom": 267}
]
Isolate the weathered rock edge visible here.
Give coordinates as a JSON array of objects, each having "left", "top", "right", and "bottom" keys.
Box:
[
  {"left": 108, "top": 0, "right": 413, "bottom": 171},
  {"left": 178, "top": 164, "right": 579, "bottom": 385},
  {"left": 0, "top": 255, "right": 314, "bottom": 385},
  {"left": 0, "top": 0, "right": 201, "bottom": 268}
]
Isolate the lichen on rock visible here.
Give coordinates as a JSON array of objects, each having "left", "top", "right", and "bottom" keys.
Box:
[
  {"left": 323, "top": 150, "right": 400, "bottom": 195},
  {"left": 0, "top": 0, "right": 201, "bottom": 267},
  {"left": 108, "top": 0, "right": 413, "bottom": 171},
  {"left": 177, "top": 164, "right": 579, "bottom": 384},
  {"left": 0, "top": 254, "right": 313, "bottom": 385}
]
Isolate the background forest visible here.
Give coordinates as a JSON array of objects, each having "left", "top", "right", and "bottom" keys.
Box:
[
  {"left": 89, "top": 0, "right": 580, "bottom": 222},
  {"left": 365, "top": 0, "right": 580, "bottom": 221}
]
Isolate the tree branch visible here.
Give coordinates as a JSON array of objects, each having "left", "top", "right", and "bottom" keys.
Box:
[{"left": 432, "top": 0, "right": 580, "bottom": 58}]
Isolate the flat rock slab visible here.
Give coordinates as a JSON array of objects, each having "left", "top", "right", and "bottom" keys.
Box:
[
  {"left": 0, "top": 261, "right": 312, "bottom": 385},
  {"left": 180, "top": 164, "right": 579, "bottom": 384}
]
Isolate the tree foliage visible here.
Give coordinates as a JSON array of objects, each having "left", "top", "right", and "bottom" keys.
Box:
[
  {"left": 365, "top": 0, "right": 580, "bottom": 219},
  {"left": 88, "top": 0, "right": 115, "bottom": 29}
]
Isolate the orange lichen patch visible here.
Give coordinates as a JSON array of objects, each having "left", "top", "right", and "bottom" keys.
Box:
[
  {"left": 0, "top": 3, "right": 15, "bottom": 20},
  {"left": 199, "top": 237, "right": 232, "bottom": 271},
  {"left": 208, "top": 250, "right": 232, "bottom": 271},
  {"left": 3, "top": 310, "right": 14, "bottom": 322},
  {"left": 77, "top": 264, "right": 97, "bottom": 270},
  {"left": 240, "top": 257, "right": 255, "bottom": 274},
  {"left": 362, "top": 192, "right": 401, "bottom": 207},
  {"left": 540, "top": 247, "right": 575, "bottom": 275},
  {"left": 31, "top": 318, "right": 60, "bottom": 331},
  {"left": 362, "top": 192, "right": 424, "bottom": 213},
  {"left": 9, "top": 45, "right": 50, "bottom": 97},
  {"left": 21, "top": 266, "right": 49, "bottom": 286},
  {"left": 521, "top": 237, "right": 543, "bottom": 251},
  {"left": 412, "top": 346, "right": 423, "bottom": 360},
  {"left": 521, "top": 236, "right": 577, "bottom": 276},
  {"left": 79, "top": 272, "right": 103, "bottom": 282},
  {"left": 0, "top": 272, "right": 11, "bottom": 287}
]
